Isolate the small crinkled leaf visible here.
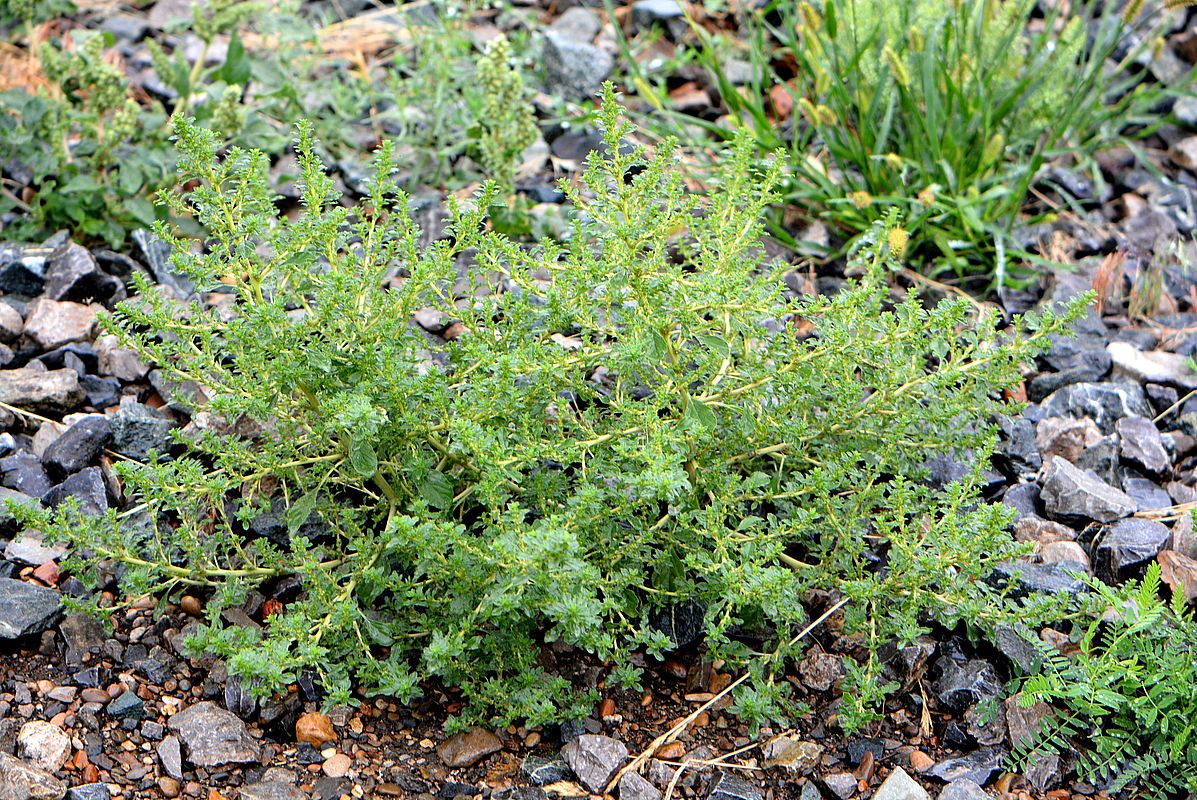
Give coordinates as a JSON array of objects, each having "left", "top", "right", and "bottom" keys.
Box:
[
  {"left": 697, "top": 333, "right": 730, "bottom": 359},
  {"left": 349, "top": 435, "right": 378, "bottom": 478}
]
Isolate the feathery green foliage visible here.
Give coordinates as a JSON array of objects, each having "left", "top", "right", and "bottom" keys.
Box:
[
  {"left": 1014, "top": 563, "right": 1197, "bottom": 798},
  {"left": 21, "top": 87, "right": 1083, "bottom": 729}
]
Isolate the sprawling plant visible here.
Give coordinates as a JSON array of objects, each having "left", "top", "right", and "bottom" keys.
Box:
[{"left": 26, "top": 87, "right": 1081, "bottom": 729}]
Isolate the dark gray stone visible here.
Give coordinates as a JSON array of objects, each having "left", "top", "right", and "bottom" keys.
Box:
[
  {"left": 547, "top": 7, "right": 600, "bottom": 42},
  {"left": 1041, "top": 458, "right": 1136, "bottom": 522},
  {"left": 1121, "top": 210, "right": 1178, "bottom": 253},
  {"left": 846, "top": 738, "right": 885, "bottom": 766},
  {"left": 44, "top": 244, "right": 123, "bottom": 305},
  {"left": 0, "top": 579, "right": 62, "bottom": 639},
  {"left": 620, "top": 771, "right": 662, "bottom": 800},
  {"left": 133, "top": 229, "right": 194, "bottom": 297},
  {"left": 560, "top": 734, "right": 627, "bottom": 794},
  {"left": 996, "top": 417, "right": 1041, "bottom": 473},
  {"left": 79, "top": 376, "right": 121, "bottom": 410},
  {"left": 0, "top": 242, "right": 50, "bottom": 295},
  {"left": 521, "top": 755, "right": 572, "bottom": 785},
  {"left": 630, "top": 0, "right": 687, "bottom": 38},
  {"left": 42, "top": 467, "right": 108, "bottom": 516},
  {"left": 704, "top": 772, "right": 764, "bottom": 800},
  {"left": 649, "top": 599, "right": 705, "bottom": 649},
  {"left": 932, "top": 659, "right": 1000, "bottom": 713},
  {"left": 168, "top": 701, "right": 262, "bottom": 766},
  {"left": 1001, "top": 483, "right": 1040, "bottom": 520},
  {"left": 992, "top": 561, "right": 1088, "bottom": 597},
  {"left": 542, "top": 32, "right": 613, "bottom": 99},
  {"left": 1075, "top": 436, "right": 1120, "bottom": 488},
  {"left": 67, "top": 784, "right": 113, "bottom": 800},
  {"left": 1040, "top": 382, "right": 1151, "bottom": 434},
  {"left": 1119, "top": 473, "right": 1173, "bottom": 510},
  {"left": 60, "top": 613, "right": 105, "bottom": 665},
  {"left": 924, "top": 747, "right": 1005, "bottom": 784},
  {"left": 992, "top": 625, "right": 1042, "bottom": 674},
  {"left": 43, "top": 416, "right": 112, "bottom": 478},
  {"left": 110, "top": 401, "right": 177, "bottom": 460},
  {"left": 1094, "top": 518, "right": 1171, "bottom": 583},
  {"left": 224, "top": 674, "right": 257, "bottom": 720},
  {"left": 108, "top": 689, "right": 144, "bottom": 720},
  {"left": 1116, "top": 416, "right": 1170, "bottom": 474}
]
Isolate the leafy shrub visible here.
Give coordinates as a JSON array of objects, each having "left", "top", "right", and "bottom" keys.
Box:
[
  {"left": 25, "top": 87, "right": 1082, "bottom": 729},
  {"left": 686, "top": 0, "right": 1187, "bottom": 285},
  {"left": 1014, "top": 563, "right": 1197, "bottom": 798}
]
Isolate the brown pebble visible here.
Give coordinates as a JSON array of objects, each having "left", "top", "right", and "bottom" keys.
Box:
[
  {"left": 524, "top": 732, "right": 541, "bottom": 748},
  {"left": 854, "top": 750, "right": 875, "bottom": 782},
  {"left": 663, "top": 660, "right": 688, "bottom": 680},
  {"left": 180, "top": 596, "right": 203, "bottom": 616},
  {"left": 159, "top": 777, "right": 181, "bottom": 798},
  {"left": 692, "top": 712, "right": 710, "bottom": 728},
  {"left": 598, "top": 698, "right": 617, "bottom": 718},
  {"left": 80, "top": 688, "right": 109, "bottom": 704},
  {"left": 296, "top": 712, "right": 336, "bottom": 746},
  {"left": 657, "top": 742, "right": 685, "bottom": 760},
  {"left": 375, "top": 786, "right": 403, "bottom": 797},
  {"left": 910, "top": 750, "right": 935, "bottom": 773}
]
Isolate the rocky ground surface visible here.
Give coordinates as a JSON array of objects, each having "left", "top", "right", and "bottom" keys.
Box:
[{"left": 4, "top": 1, "right": 1197, "bottom": 800}]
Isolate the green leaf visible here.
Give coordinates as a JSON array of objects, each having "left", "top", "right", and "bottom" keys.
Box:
[
  {"left": 218, "top": 29, "right": 251, "bottom": 87},
  {"left": 683, "top": 397, "right": 717, "bottom": 430},
  {"left": 697, "top": 334, "right": 730, "bottom": 359},
  {"left": 648, "top": 330, "right": 669, "bottom": 362},
  {"left": 286, "top": 491, "right": 319, "bottom": 536},
  {"left": 125, "top": 196, "right": 157, "bottom": 227},
  {"left": 348, "top": 435, "right": 378, "bottom": 478},
  {"left": 420, "top": 470, "right": 454, "bottom": 510}
]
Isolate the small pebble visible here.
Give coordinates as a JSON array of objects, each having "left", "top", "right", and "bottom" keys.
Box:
[{"left": 322, "top": 753, "right": 352, "bottom": 778}]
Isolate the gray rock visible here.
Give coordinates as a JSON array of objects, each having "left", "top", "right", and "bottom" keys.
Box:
[
  {"left": 100, "top": 12, "right": 149, "bottom": 41},
  {"left": 4, "top": 534, "right": 66, "bottom": 567},
  {"left": 0, "top": 242, "right": 51, "bottom": 295},
  {"left": 932, "top": 659, "right": 1000, "bottom": 713},
  {"left": 67, "top": 784, "right": 112, "bottom": 800},
  {"left": 1108, "top": 341, "right": 1197, "bottom": 388},
  {"left": 993, "top": 626, "right": 1042, "bottom": 673},
  {"left": 23, "top": 298, "right": 97, "bottom": 351},
  {"left": 157, "top": 735, "right": 183, "bottom": 779},
  {"left": 937, "top": 779, "right": 988, "bottom": 800},
  {"left": 43, "top": 416, "right": 112, "bottom": 479},
  {"left": 17, "top": 721, "right": 70, "bottom": 772},
  {"left": 107, "top": 689, "right": 143, "bottom": 720},
  {"left": 1040, "top": 382, "right": 1151, "bottom": 434},
  {"left": 560, "top": 734, "right": 628, "bottom": 794},
  {"left": 548, "top": 7, "right": 600, "bottom": 42},
  {"left": 133, "top": 229, "right": 194, "bottom": 297},
  {"left": 542, "top": 32, "right": 613, "bottom": 99},
  {"left": 0, "top": 751, "right": 67, "bottom": 799},
  {"left": 873, "top": 768, "right": 929, "bottom": 800},
  {"left": 521, "top": 755, "right": 571, "bottom": 785},
  {"left": 822, "top": 773, "right": 857, "bottom": 800},
  {"left": 620, "top": 771, "right": 662, "bottom": 800},
  {"left": 649, "top": 599, "right": 705, "bottom": 649},
  {"left": 60, "top": 614, "right": 105, "bottom": 666},
  {"left": 996, "top": 417, "right": 1040, "bottom": 473},
  {"left": 1120, "top": 473, "right": 1172, "bottom": 509},
  {"left": 237, "top": 781, "right": 307, "bottom": 800},
  {"left": 1116, "top": 416, "right": 1170, "bottom": 474},
  {"left": 0, "top": 367, "right": 85, "bottom": 413},
  {"left": 42, "top": 467, "right": 108, "bottom": 516},
  {"left": 95, "top": 335, "right": 150, "bottom": 383},
  {"left": 0, "top": 304, "right": 23, "bottom": 344},
  {"left": 924, "top": 747, "right": 1005, "bottom": 785},
  {"left": 1001, "top": 483, "right": 1040, "bottom": 520},
  {"left": 1041, "top": 458, "right": 1136, "bottom": 522},
  {"left": 168, "top": 701, "right": 261, "bottom": 767},
  {"left": 110, "top": 401, "right": 176, "bottom": 461},
  {"left": 1094, "top": 517, "right": 1170, "bottom": 583},
  {"left": 704, "top": 772, "right": 763, "bottom": 800},
  {"left": 1, "top": 453, "right": 51, "bottom": 499},
  {"left": 44, "top": 244, "right": 122, "bottom": 305},
  {"left": 1176, "top": 96, "right": 1197, "bottom": 129},
  {"left": 992, "top": 561, "right": 1087, "bottom": 597},
  {"left": 631, "top": 0, "right": 687, "bottom": 38},
  {"left": 0, "top": 579, "right": 62, "bottom": 639},
  {"left": 801, "top": 783, "right": 825, "bottom": 800},
  {"left": 1122, "top": 209, "right": 1178, "bottom": 254}
]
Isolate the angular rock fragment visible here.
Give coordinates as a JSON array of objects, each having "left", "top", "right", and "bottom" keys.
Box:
[
  {"left": 167, "top": 701, "right": 262, "bottom": 766},
  {"left": 1041, "top": 458, "right": 1136, "bottom": 522},
  {"left": 1094, "top": 518, "right": 1170, "bottom": 583},
  {"left": 0, "top": 579, "right": 62, "bottom": 639},
  {"left": 560, "top": 734, "right": 628, "bottom": 794}
]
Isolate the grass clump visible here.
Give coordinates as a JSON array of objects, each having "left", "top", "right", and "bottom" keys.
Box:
[
  {"left": 685, "top": 0, "right": 1189, "bottom": 286},
  {"left": 24, "top": 86, "right": 1083, "bottom": 730}
]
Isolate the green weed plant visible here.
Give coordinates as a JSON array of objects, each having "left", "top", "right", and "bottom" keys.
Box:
[{"left": 22, "top": 87, "right": 1083, "bottom": 730}]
